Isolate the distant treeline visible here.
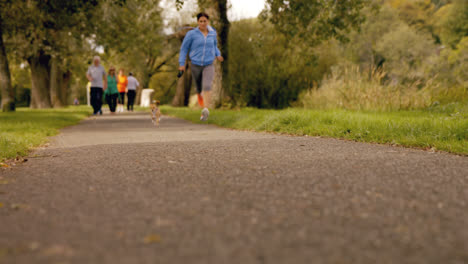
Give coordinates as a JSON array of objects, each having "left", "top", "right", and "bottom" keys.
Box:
[
  {"left": 1, "top": 0, "right": 467, "bottom": 111},
  {"left": 223, "top": 0, "right": 467, "bottom": 109}
]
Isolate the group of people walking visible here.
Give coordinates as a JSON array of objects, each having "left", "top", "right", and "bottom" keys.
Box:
[
  {"left": 87, "top": 12, "right": 223, "bottom": 120},
  {"left": 86, "top": 56, "right": 140, "bottom": 115}
]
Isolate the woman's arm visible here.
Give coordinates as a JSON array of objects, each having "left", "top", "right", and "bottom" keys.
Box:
[{"left": 179, "top": 32, "right": 193, "bottom": 71}]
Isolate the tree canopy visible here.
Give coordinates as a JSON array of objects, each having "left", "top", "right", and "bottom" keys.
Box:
[
  {"left": 261, "top": 0, "right": 371, "bottom": 44},
  {"left": 1, "top": 0, "right": 467, "bottom": 111}
]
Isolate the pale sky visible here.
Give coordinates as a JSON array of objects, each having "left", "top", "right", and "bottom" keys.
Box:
[
  {"left": 229, "top": 0, "right": 266, "bottom": 20},
  {"left": 160, "top": 0, "right": 266, "bottom": 33}
]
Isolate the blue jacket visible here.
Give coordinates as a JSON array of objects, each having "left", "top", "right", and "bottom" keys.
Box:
[{"left": 179, "top": 26, "right": 221, "bottom": 67}]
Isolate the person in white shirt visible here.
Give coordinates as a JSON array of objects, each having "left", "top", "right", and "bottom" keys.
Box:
[
  {"left": 86, "top": 56, "right": 107, "bottom": 115},
  {"left": 126, "top": 72, "right": 139, "bottom": 111}
]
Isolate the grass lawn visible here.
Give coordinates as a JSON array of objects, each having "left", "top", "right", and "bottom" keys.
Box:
[
  {"left": 0, "top": 106, "right": 91, "bottom": 161},
  {"left": 161, "top": 104, "right": 468, "bottom": 155}
]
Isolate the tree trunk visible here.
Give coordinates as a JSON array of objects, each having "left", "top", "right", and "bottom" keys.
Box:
[
  {"left": 0, "top": 19, "right": 15, "bottom": 112},
  {"left": 210, "top": 60, "right": 223, "bottom": 107},
  {"left": 50, "top": 57, "right": 64, "bottom": 108},
  {"left": 60, "top": 70, "right": 71, "bottom": 105},
  {"left": 172, "top": 61, "right": 192, "bottom": 106},
  {"left": 205, "top": 0, "right": 230, "bottom": 108},
  {"left": 50, "top": 57, "right": 71, "bottom": 108},
  {"left": 142, "top": 73, "right": 151, "bottom": 92},
  {"left": 135, "top": 82, "right": 143, "bottom": 106},
  {"left": 183, "top": 63, "right": 192, "bottom": 106},
  {"left": 28, "top": 51, "right": 52, "bottom": 109}
]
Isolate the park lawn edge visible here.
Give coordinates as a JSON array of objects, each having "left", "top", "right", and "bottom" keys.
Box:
[
  {"left": 160, "top": 106, "right": 468, "bottom": 156},
  {"left": 0, "top": 107, "right": 92, "bottom": 164}
]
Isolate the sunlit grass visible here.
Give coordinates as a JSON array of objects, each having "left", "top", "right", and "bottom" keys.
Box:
[
  {"left": 0, "top": 106, "right": 91, "bottom": 161},
  {"left": 161, "top": 105, "right": 468, "bottom": 155}
]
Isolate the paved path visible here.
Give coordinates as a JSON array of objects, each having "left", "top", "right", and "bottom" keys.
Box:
[{"left": 1, "top": 112, "right": 467, "bottom": 264}]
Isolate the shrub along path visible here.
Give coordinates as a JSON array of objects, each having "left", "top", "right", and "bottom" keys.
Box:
[{"left": 1, "top": 112, "right": 467, "bottom": 264}]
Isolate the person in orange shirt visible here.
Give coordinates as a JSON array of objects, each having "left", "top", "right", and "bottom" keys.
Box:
[{"left": 117, "top": 69, "right": 128, "bottom": 112}]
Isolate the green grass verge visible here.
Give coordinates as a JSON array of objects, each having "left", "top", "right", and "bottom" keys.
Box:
[
  {"left": 0, "top": 106, "right": 91, "bottom": 161},
  {"left": 161, "top": 104, "right": 468, "bottom": 155}
]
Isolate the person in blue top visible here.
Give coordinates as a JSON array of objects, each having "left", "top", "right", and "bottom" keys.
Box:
[{"left": 178, "top": 12, "right": 224, "bottom": 121}]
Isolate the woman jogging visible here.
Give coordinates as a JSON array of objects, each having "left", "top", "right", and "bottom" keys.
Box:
[
  {"left": 104, "top": 67, "right": 119, "bottom": 114},
  {"left": 178, "top": 12, "right": 224, "bottom": 121}
]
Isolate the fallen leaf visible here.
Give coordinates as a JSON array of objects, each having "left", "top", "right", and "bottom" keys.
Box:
[
  {"left": 0, "top": 163, "right": 9, "bottom": 168},
  {"left": 0, "top": 202, "right": 3, "bottom": 208},
  {"left": 116, "top": 231, "right": 125, "bottom": 239},
  {"left": 143, "top": 234, "right": 161, "bottom": 244},
  {"left": 155, "top": 217, "right": 172, "bottom": 227},
  {"left": 29, "top": 242, "right": 40, "bottom": 251},
  {"left": 10, "top": 204, "right": 29, "bottom": 210},
  {"left": 42, "top": 245, "right": 74, "bottom": 257},
  {"left": 0, "top": 180, "right": 9, "bottom": 185}
]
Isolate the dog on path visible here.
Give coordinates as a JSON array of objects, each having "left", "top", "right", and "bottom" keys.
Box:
[{"left": 150, "top": 100, "right": 161, "bottom": 127}]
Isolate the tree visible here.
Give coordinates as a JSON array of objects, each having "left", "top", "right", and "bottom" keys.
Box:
[
  {"left": 226, "top": 18, "right": 339, "bottom": 108},
  {"left": 4, "top": 0, "right": 123, "bottom": 108},
  {"left": 375, "top": 23, "right": 436, "bottom": 82},
  {"left": 96, "top": 0, "right": 165, "bottom": 104},
  {"left": 262, "top": 0, "right": 370, "bottom": 45},
  {"left": 430, "top": 0, "right": 450, "bottom": 9},
  {"left": 389, "top": 0, "right": 438, "bottom": 42},
  {"left": 0, "top": 1, "right": 16, "bottom": 111},
  {"left": 434, "top": 0, "right": 468, "bottom": 48},
  {"left": 0, "top": 15, "right": 14, "bottom": 111},
  {"left": 446, "top": 37, "right": 468, "bottom": 91}
]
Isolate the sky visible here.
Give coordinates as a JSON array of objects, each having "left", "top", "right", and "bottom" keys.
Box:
[
  {"left": 159, "top": 0, "right": 266, "bottom": 34},
  {"left": 228, "top": 0, "right": 266, "bottom": 20}
]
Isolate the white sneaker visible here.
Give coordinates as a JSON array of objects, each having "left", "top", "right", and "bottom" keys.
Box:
[{"left": 201, "top": 108, "right": 209, "bottom": 121}]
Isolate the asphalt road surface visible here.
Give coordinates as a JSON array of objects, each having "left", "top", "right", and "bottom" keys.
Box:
[{"left": 1, "top": 112, "right": 467, "bottom": 264}]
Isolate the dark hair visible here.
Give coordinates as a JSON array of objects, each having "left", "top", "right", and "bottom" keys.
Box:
[
  {"left": 197, "top": 12, "right": 209, "bottom": 21},
  {"left": 129, "top": 72, "right": 133, "bottom": 76}
]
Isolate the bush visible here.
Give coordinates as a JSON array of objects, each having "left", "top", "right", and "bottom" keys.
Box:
[
  {"left": 227, "top": 19, "right": 338, "bottom": 109},
  {"left": 375, "top": 23, "right": 437, "bottom": 82}
]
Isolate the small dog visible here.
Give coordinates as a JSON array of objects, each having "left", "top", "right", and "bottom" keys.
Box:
[{"left": 150, "top": 100, "right": 161, "bottom": 126}]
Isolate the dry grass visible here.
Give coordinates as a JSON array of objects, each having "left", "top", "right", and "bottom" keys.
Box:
[{"left": 300, "top": 66, "right": 442, "bottom": 111}]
